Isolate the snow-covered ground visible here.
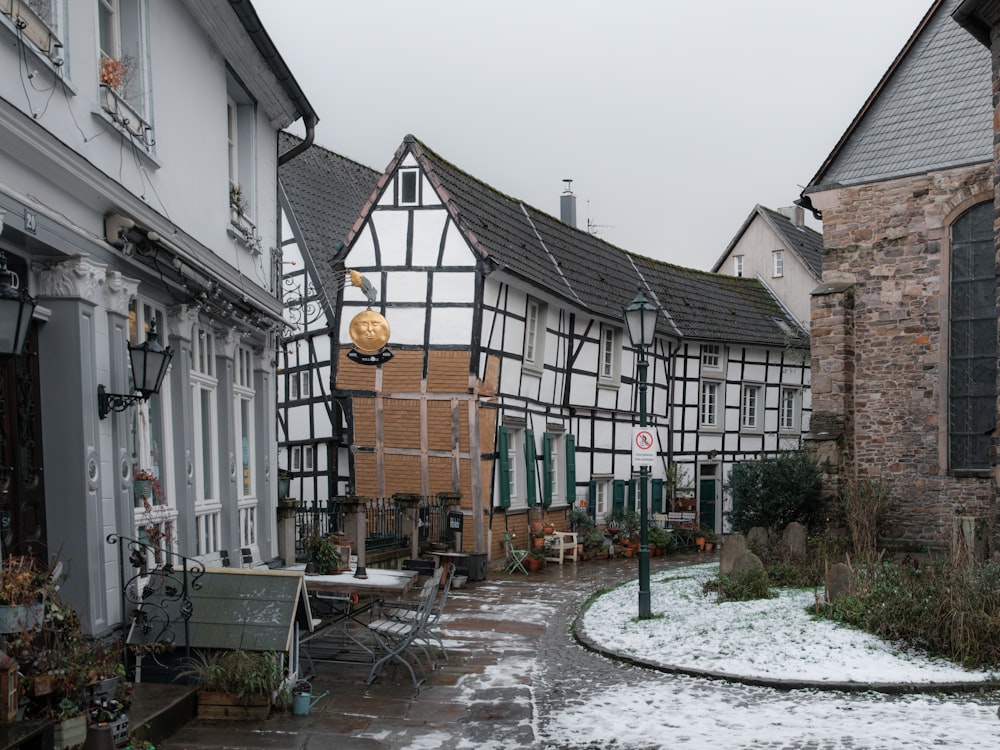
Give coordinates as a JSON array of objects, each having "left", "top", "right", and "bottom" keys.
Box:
[{"left": 580, "top": 562, "right": 999, "bottom": 685}]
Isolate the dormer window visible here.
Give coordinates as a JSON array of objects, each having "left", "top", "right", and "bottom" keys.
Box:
[{"left": 399, "top": 168, "right": 419, "bottom": 206}]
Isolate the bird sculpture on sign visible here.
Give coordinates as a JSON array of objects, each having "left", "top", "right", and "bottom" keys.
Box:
[{"left": 346, "top": 269, "right": 393, "bottom": 365}]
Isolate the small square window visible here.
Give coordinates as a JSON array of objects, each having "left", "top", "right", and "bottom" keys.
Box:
[{"left": 701, "top": 344, "right": 721, "bottom": 370}]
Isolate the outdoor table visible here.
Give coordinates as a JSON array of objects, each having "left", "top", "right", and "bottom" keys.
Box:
[
  {"left": 300, "top": 569, "right": 419, "bottom": 668},
  {"left": 428, "top": 551, "right": 469, "bottom": 585}
]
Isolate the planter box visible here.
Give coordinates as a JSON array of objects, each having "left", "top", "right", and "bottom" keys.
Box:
[
  {"left": 197, "top": 691, "right": 270, "bottom": 721},
  {"left": 53, "top": 714, "right": 87, "bottom": 749},
  {"left": 0, "top": 602, "right": 43, "bottom": 634}
]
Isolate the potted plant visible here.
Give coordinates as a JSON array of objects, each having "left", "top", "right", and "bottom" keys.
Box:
[
  {"left": 0, "top": 555, "right": 50, "bottom": 634},
  {"left": 582, "top": 527, "right": 606, "bottom": 561},
  {"left": 647, "top": 524, "right": 672, "bottom": 556},
  {"left": 52, "top": 698, "right": 87, "bottom": 749},
  {"left": 307, "top": 534, "right": 341, "bottom": 575},
  {"left": 531, "top": 529, "right": 545, "bottom": 549},
  {"left": 525, "top": 549, "right": 546, "bottom": 573},
  {"left": 178, "top": 649, "right": 284, "bottom": 720}
]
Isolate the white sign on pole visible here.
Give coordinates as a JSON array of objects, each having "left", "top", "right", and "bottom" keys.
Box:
[{"left": 631, "top": 426, "right": 656, "bottom": 466}]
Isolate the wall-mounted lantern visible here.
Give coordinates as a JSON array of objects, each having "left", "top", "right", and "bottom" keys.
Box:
[
  {"left": 98, "top": 319, "right": 173, "bottom": 420},
  {"left": 0, "top": 250, "right": 37, "bottom": 358}
]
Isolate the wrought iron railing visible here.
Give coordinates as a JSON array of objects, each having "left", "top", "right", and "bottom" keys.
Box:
[
  {"left": 107, "top": 533, "right": 206, "bottom": 677},
  {"left": 292, "top": 494, "right": 451, "bottom": 562}
]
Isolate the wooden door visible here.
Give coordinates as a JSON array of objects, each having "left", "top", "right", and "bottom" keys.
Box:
[{"left": 0, "top": 323, "right": 47, "bottom": 559}]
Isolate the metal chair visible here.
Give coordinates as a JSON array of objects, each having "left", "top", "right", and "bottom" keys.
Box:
[
  {"left": 503, "top": 532, "right": 528, "bottom": 574},
  {"left": 381, "top": 565, "right": 455, "bottom": 669},
  {"left": 365, "top": 567, "right": 443, "bottom": 689}
]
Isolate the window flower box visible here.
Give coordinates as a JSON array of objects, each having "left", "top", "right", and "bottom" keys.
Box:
[{"left": 99, "top": 83, "right": 152, "bottom": 144}]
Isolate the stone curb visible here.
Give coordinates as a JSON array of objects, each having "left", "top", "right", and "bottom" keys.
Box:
[{"left": 571, "top": 590, "right": 1000, "bottom": 696}]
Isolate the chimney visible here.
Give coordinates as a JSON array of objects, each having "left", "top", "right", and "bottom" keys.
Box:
[
  {"left": 560, "top": 179, "right": 577, "bottom": 227},
  {"left": 777, "top": 205, "right": 805, "bottom": 227}
]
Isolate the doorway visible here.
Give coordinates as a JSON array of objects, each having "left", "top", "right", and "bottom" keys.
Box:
[
  {"left": 698, "top": 463, "right": 718, "bottom": 534},
  {"left": 0, "top": 323, "right": 47, "bottom": 559}
]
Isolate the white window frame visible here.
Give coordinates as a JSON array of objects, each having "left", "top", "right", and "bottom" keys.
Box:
[
  {"left": 773, "top": 250, "right": 784, "bottom": 278},
  {"left": 300, "top": 371, "right": 311, "bottom": 399},
  {"left": 291, "top": 446, "right": 302, "bottom": 472},
  {"left": 595, "top": 478, "right": 611, "bottom": 522},
  {"left": 741, "top": 383, "right": 763, "bottom": 431},
  {"left": 780, "top": 387, "right": 801, "bottom": 433},
  {"left": 130, "top": 300, "right": 177, "bottom": 565},
  {"left": 192, "top": 326, "right": 221, "bottom": 557},
  {"left": 399, "top": 168, "right": 419, "bottom": 206},
  {"left": 500, "top": 426, "right": 530, "bottom": 510},
  {"left": 98, "top": 0, "right": 151, "bottom": 124},
  {"left": 700, "top": 380, "right": 721, "bottom": 429},
  {"left": 733, "top": 255, "right": 744, "bottom": 277},
  {"left": 289, "top": 372, "right": 299, "bottom": 400},
  {"left": 304, "top": 445, "right": 314, "bottom": 471},
  {"left": 599, "top": 325, "right": 620, "bottom": 385},
  {"left": 547, "top": 433, "right": 561, "bottom": 504},
  {"left": 701, "top": 343, "right": 722, "bottom": 370},
  {"left": 235, "top": 346, "right": 258, "bottom": 553},
  {"left": 523, "top": 297, "right": 547, "bottom": 372},
  {"left": 227, "top": 71, "right": 256, "bottom": 227}
]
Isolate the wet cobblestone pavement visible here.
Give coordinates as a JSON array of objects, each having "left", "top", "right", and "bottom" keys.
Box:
[{"left": 157, "top": 553, "right": 1000, "bottom": 749}]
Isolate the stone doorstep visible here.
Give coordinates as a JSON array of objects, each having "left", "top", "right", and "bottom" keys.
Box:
[{"left": 127, "top": 682, "right": 199, "bottom": 746}]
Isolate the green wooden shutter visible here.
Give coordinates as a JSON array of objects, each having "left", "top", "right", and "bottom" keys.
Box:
[
  {"left": 628, "top": 478, "right": 638, "bottom": 511},
  {"left": 524, "top": 429, "right": 537, "bottom": 507},
  {"left": 651, "top": 478, "right": 664, "bottom": 513},
  {"left": 542, "top": 433, "right": 553, "bottom": 508},
  {"left": 497, "top": 428, "right": 511, "bottom": 509},
  {"left": 564, "top": 435, "right": 576, "bottom": 505},
  {"left": 612, "top": 480, "right": 625, "bottom": 513},
  {"left": 588, "top": 479, "right": 597, "bottom": 521}
]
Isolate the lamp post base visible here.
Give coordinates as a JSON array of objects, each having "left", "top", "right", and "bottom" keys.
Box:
[{"left": 638, "top": 546, "right": 651, "bottom": 619}]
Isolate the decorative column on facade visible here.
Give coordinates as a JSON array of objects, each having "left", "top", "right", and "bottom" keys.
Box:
[
  {"left": 394, "top": 492, "right": 423, "bottom": 559},
  {"left": 166, "top": 304, "right": 198, "bottom": 556},
  {"left": 36, "top": 257, "right": 137, "bottom": 633},
  {"left": 216, "top": 328, "right": 240, "bottom": 557},
  {"left": 340, "top": 495, "right": 368, "bottom": 577}
]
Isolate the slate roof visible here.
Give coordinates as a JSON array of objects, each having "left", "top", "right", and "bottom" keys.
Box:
[
  {"left": 807, "top": 0, "right": 991, "bottom": 191},
  {"left": 277, "top": 132, "right": 381, "bottom": 314},
  {"left": 373, "top": 136, "right": 806, "bottom": 348}
]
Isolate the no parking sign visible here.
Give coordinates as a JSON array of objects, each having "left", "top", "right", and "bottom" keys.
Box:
[{"left": 631, "top": 426, "right": 657, "bottom": 467}]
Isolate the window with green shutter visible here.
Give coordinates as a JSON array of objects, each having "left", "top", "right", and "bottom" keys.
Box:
[
  {"left": 564, "top": 435, "right": 575, "bottom": 505},
  {"left": 651, "top": 478, "right": 664, "bottom": 513},
  {"left": 524, "top": 429, "right": 537, "bottom": 507}
]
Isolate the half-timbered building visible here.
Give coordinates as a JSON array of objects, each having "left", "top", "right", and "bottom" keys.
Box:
[{"left": 278, "top": 135, "right": 812, "bottom": 561}]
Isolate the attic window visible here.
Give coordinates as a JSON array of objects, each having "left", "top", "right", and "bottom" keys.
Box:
[{"left": 399, "top": 168, "right": 419, "bottom": 206}]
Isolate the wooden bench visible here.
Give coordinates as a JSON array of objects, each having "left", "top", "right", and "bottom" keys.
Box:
[
  {"left": 544, "top": 531, "right": 578, "bottom": 564},
  {"left": 666, "top": 512, "right": 696, "bottom": 528}
]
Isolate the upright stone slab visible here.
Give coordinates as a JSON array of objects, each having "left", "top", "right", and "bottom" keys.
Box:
[
  {"left": 781, "top": 522, "right": 808, "bottom": 559},
  {"left": 719, "top": 533, "right": 747, "bottom": 576},
  {"left": 730, "top": 551, "right": 764, "bottom": 578},
  {"left": 746, "top": 526, "right": 772, "bottom": 554},
  {"left": 825, "top": 562, "right": 854, "bottom": 603}
]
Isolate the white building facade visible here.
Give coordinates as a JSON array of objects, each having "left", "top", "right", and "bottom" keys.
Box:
[{"left": 0, "top": 0, "right": 316, "bottom": 634}]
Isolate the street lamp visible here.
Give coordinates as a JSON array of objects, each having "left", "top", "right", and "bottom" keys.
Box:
[
  {"left": 0, "top": 251, "right": 37, "bottom": 357},
  {"left": 623, "top": 287, "right": 659, "bottom": 620},
  {"left": 97, "top": 319, "right": 174, "bottom": 419}
]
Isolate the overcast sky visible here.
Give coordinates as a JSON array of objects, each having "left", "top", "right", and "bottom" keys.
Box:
[{"left": 254, "top": 1, "right": 932, "bottom": 270}]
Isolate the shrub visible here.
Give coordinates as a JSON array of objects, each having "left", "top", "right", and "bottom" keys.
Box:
[
  {"left": 726, "top": 451, "right": 822, "bottom": 534},
  {"left": 823, "top": 559, "right": 1000, "bottom": 669},
  {"left": 704, "top": 566, "right": 774, "bottom": 602}
]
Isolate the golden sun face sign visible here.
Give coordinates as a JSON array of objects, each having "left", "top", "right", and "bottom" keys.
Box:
[{"left": 348, "top": 310, "right": 393, "bottom": 365}]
